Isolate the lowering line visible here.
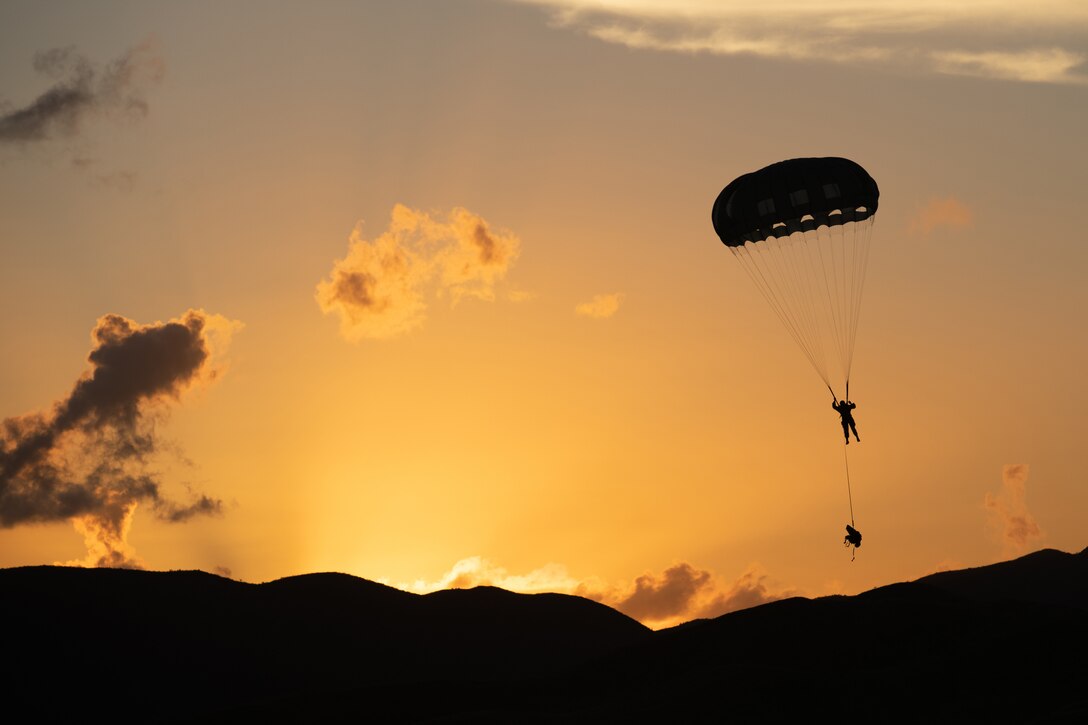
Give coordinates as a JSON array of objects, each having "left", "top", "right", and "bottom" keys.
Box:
[
  {"left": 844, "top": 443, "right": 858, "bottom": 561},
  {"left": 844, "top": 444, "right": 855, "bottom": 527}
]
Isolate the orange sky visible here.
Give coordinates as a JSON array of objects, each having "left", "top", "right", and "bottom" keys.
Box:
[{"left": 2, "top": 0, "right": 1086, "bottom": 628}]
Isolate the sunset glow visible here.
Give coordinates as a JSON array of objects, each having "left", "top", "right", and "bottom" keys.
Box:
[{"left": 2, "top": 0, "right": 1085, "bottom": 629}]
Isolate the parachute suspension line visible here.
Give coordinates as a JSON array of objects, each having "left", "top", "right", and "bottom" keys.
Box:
[
  {"left": 836, "top": 222, "right": 855, "bottom": 384},
  {"left": 779, "top": 230, "right": 834, "bottom": 386},
  {"left": 844, "top": 443, "right": 855, "bottom": 528},
  {"left": 725, "top": 218, "right": 874, "bottom": 401},
  {"left": 731, "top": 243, "right": 835, "bottom": 393},
  {"left": 844, "top": 214, "right": 870, "bottom": 383},
  {"left": 731, "top": 245, "right": 802, "bottom": 348},
  {"left": 732, "top": 245, "right": 834, "bottom": 393},
  {"left": 814, "top": 224, "right": 849, "bottom": 385},
  {"left": 842, "top": 218, "right": 857, "bottom": 387},
  {"left": 844, "top": 216, "right": 874, "bottom": 387},
  {"left": 730, "top": 246, "right": 811, "bottom": 360},
  {"left": 765, "top": 234, "right": 827, "bottom": 375},
  {"left": 825, "top": 222, "right": 843, "bottom": 379},
  {"left": 839, "top": 220, "right": 849, "bottom": 376},
  {"left": 839, "top": 222, "right": 855, "bottom": 379},
  {"left": 841, "top": 220, "right": 854, "bottom": 387},
  {"left": 816, "top": 212, "right": 874, "bottom": 393},
  {"left": 798, "top": 227, "right": 840, "bottom": 379}
]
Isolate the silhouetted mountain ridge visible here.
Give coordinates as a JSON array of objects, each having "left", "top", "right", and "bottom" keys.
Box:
[
  {"left": 2, "top": 547, "right": 1085, "bottom": 722},
  {"left": 907, "top": 546, "right": 1088, "bottom": 609}
]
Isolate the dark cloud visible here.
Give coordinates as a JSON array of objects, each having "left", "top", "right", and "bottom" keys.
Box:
[
  {"left": 695, "top": 564, "right": 791, "bottom": 619},
  {"left": 607, "top": 563, "right": 712, "bottom": 621},
  {"left": 0, "top": 310, "right": 238, "bottom": 567},
  {"left": 472, "top": 223, "right": 502, "bottom": 265},
  {"left": 0, "top": 39, "right": 163, "bottom": 145},
  {"left": 578, "top": 562, "right": 794, "bottom": 627},
  {"left": 157, "top": 494, "right": 223, "bottom": 523}
]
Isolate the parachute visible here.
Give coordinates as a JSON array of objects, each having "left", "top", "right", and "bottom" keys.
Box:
[{"left": 711, "top": 157, "right": 878, "bottom": 400}]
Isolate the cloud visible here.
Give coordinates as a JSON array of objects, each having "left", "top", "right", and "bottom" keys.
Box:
[
  {"left": 507, "top": 289, "right": 536, "bottom": 303},
  {"left": 931, "top": 47, "right": 1088, "bottom": 84},
  {"left": 583, "top": 562, "right": 712, "bottom": 621},
  {"left": 0, "top": 309, "right": 240, "bottom": 568},
  {"left": 0, "top": 38, "right": 164, "bottom": 145},
  {"left": 399, "top": 556, "right": 582, "bottom": 594},
  {"left": 578, "top": 562, "right": 795, "bottom": 628},
  {"left": 511, "top": 1, "right": 1088, "bottom": 84},
  {"left": 928, "top": 559, "right": 968, "bottom": 574},
  {"left": 909, "top": 196, "right": 973, "bottom": 235},
  {"left": 316, "top": 204, "right": 521, "bottom": 340},
  {"left": 399, "top": 556, "right": 794, "bottom": 629},
  {"left": 985, "top": 464, "right": 1043, "bottom": 557},
  {"left": 61, "top": 501, "right": 141, "bottom": 568},
  {"left": 72, "top": 157, "right": 139, "bottom": 191},
  {"left": 575, "top": 292, "right": 623, "bottom": 319}
]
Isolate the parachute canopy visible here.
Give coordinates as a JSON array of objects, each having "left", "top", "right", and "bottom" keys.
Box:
[
  {"left": 712, "top": 157, "right": 879, "bottom": 397},
  {"left": 712, "top": 157, "right": 878, "bottom": 247}
]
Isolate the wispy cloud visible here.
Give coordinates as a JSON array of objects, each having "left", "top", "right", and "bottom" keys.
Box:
[
  {"left": 512, "top": 1, "right": 1088, "bottom": 84},
  {"left": 399, "top": 556, "right": 582, "bottom": 594},
  {"left": 399, "top": 556, "right": 795, "bottom": 628},
  {"left": 909, "top": 196, "right": 973, "bottom": 235},
  {"left": 316, "top": 205, "right": 521, "bottom": 341},
  {"left": 932, "top": 47, "right": 1087, "bottom": 84},
  {"left": 575, "top": 292, "right": 623, "bottom": 319},
  {"left": 985, "top": 464, "right": 1043, "bottom": 557},
  {"left": 71, "top": 157, "right": 139, "bottom": 191},
  {"left": 0, "top": 38, "right": 164, "bottom": 145},
  {"left": 0, "top": 310, "right": 241, "bottom": 568}
]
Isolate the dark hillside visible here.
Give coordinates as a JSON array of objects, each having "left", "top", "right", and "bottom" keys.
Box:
[{"left": 2, "top": 549, "right": 1085, "bottom": 722}]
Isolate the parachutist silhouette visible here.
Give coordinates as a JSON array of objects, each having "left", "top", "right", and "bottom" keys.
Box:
[{"left": 832, "top": 398, "right": 859, "bottom": 444}]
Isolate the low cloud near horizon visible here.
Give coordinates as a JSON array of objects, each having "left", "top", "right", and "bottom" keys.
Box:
[
  {"left": 0, "top": 309, "right": 240, "bottom": 568},
  {"left": 398, "top": 556, "right": 795, "bottom": 628},
  {"left": 511, "top": 1, "right": 1088, "bottom": 84},
  {"left": 985, "top": 464, "right": 1043, "bottom": 557},
  {"left": 316, "top": 205, "right": 521, "bottom": 341}
]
